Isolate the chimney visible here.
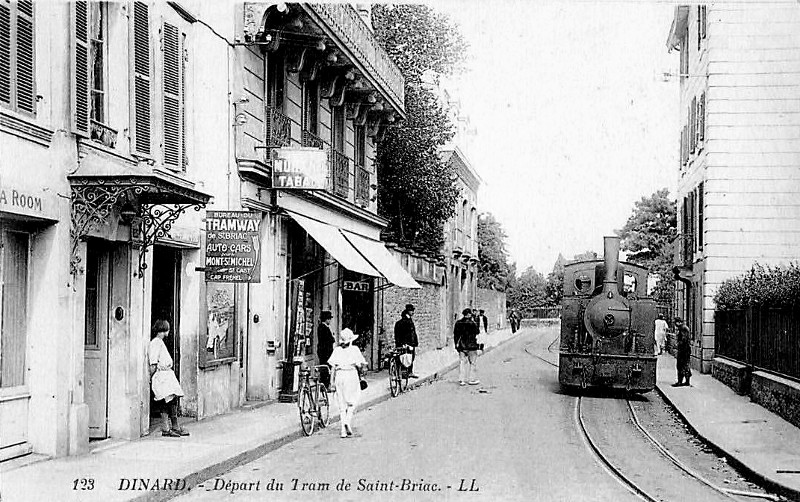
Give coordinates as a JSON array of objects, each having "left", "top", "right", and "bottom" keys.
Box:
[{"left": 603, "top": 236, "right": 620, "bottom": 292}]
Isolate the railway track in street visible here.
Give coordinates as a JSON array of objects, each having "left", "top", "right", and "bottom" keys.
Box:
[{"left": 523, "top": 333, "right": 784, "bottom": 502}]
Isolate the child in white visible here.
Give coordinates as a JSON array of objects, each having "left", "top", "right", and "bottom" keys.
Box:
[{"left": 327, "top": 328, "right": 367, "bottom": 438}]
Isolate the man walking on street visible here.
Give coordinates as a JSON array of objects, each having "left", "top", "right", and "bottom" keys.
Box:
[
  {"left": 316, "top": 311, "right": 335, "bottom": 389},
  {"left": 454, "top": 308, "right": 481, "bottom": 386},
  {"left": 394, "top": 304, "right": 419, "bottom": 378},
  {"left": 478, "top": 309, "right": 489, "bottom": 335},
  {"left": 654, "top": 313, "right": 668, "bottom": 355},
  {"left": 672, "top": 317, "right": 692, "bottom": 387}
]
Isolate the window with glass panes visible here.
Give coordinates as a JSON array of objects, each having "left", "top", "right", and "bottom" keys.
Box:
[{"left": 0, "top": 230, "right": 29, "bottom": 389}]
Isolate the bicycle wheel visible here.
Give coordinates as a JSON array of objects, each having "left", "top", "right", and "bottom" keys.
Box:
[
  {"left": 389, "top": 359, "right": 400, "bottom": 397},
  {"left": 316, "top": 384, "right": 330, "bottom": 428},
  {"left": 400, "top": 364, "right": 409, "bottom": 393},
  {"left": 298, "top": 387, "right": 316, "bottom": 436}
]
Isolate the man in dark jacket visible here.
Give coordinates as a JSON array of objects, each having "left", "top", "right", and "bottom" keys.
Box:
[
  {"left": 672, "top": 317, "right": 692, "bottom": 387},
  {"left": 317, "top": 310, "right": 335, "bottom": 388},
  {"left": 454, "top": 308, "right": 481, "bottom": 386},
  {"left": 394, "top": 304, "right": 419, "bottom": 378},
  {"left": 478, "top": 309, "right": 489, "bottom": 335}
]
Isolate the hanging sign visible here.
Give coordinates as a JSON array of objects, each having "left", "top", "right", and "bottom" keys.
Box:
[
  {"left": 343, "top": 280, "right": 371, "bottom": 293},
  {"left": 205, "top": 211, "right": 262, "bottom": 282},
  {"left": 272, "top": 148, "right": 328, "bottom": 190}
]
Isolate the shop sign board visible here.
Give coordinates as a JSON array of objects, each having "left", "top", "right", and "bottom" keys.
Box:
[
  {"left": 343, "top": 280, "right": 371, "bottom": 293},
  {"left": 0, "top": 183, "right": 57, "bottom": 221},
  {"left": 272, "top": 148, "right": 328, "bottom": 190},
  {"left": 205, "top": 211, "right": 262, "bottom": 283}
]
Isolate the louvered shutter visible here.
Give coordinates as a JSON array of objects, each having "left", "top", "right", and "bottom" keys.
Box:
[
  {"left": 15, "top": 0, "right": 34, "bottom": 115},
  {"left": 180, "top": 31, "right": 186, "bottom": 170},
  {"left": 132, "top": 1, "right": 151, "bottom": 155},
  {"left": 0, "top": 2, "right": 10, "bottom": 106},
  {"left": 698, "top": 182, "right": 704, "bottom": 250},
  {"left": 689, "top": 100, "right": 696, "bottom": 154},
  {"left": 162, "top": 21, "right": 181, "bottom": 169},
  {"left": 71, "top": 1, "right": 90, "bottom": 136},
  {"left": 699, "top": 92, "right": 706, "bottom": 143}
]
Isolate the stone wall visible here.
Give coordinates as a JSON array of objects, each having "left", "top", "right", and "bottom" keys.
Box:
[
  {"left": 382, "top": 282, "right": 445, "bottom": 353},
  {"left": 750, "top": 371, "right": 800, "bottom": 429},
  {"left": 476, "top": 288, "right": 507, "bottom": 332},
  {"left": 710, "top": 357, "right": 750, "bottom": 395}
]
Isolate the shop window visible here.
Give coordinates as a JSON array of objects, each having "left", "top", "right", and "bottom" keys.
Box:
[
  {"left": 0, "top": 0, "right": 36, "bottom": 116},
  {"left": 0, "top": 231, "right": 29, "bottom": 388}
]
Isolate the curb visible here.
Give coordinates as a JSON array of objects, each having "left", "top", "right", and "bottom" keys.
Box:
[
  {"left": 654, "top": 384, "right": 800, "bottom": 502},
  {"left": 141, "top": 330, "right": 523, "bottom": 502}
]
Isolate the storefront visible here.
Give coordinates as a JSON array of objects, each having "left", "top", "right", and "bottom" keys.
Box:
[{"left": 0, "top": 182, "right": 60, "bottom": 461}]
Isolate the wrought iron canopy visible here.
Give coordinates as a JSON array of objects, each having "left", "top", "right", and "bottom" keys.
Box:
[{"left": 69, "top": 174, "right": 211, "bottom": 278}]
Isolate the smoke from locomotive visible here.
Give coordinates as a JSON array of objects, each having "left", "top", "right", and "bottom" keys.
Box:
[{"left": 558, "top": 236, "right": 657, "bottom": 392}]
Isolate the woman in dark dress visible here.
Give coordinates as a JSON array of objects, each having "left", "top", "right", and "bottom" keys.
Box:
[{"left": 317, "top": 311, "right": 335, "bottom": 388}]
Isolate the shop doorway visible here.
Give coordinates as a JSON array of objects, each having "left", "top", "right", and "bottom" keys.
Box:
[
  {"left": 84, "top": 240, "right": 129, "bottom": 439},
  {"left": 149, "top": 246, "right": 181, "bottom": 421},
  {"left": 341, "top": 272, "right": 374, "bottom": 367}
]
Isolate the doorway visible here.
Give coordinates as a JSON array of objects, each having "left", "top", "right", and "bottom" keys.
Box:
[{"left": 149, "top": 246, "right": 181, "bottom": 421}]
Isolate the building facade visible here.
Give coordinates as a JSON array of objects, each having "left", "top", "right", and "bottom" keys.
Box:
[
  {"left": 0, "top": 1, "right": 412, "bottom": 461},
  {"left": 667, "top": 3, "right": 800, "bottom": 372}
]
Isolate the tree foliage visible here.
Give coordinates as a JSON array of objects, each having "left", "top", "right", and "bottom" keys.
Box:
[
  {"left": 506, "top": 266, "right": 549, "bottom": 315},
  {"left": 714, "top": 263, "right": 800, "bottom": 310},
  {"left": 372, "top": 5, "right": 468, "bottom": 253},
  {"left": 544, "top": 254, "right": 567, "bottom": 306},
  {"left": 617, "top": 189, "right": 677, "bottom": 303},
  {"left": 476, "top": 213, "right": 512, "bottom": 290}
]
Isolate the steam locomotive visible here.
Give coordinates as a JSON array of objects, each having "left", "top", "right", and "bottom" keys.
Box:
[{"left": 558, "top": 236, "right": 656, "bottom": 392}]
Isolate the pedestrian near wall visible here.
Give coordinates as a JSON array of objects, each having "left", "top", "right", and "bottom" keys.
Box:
[
  {"left": 328, "top": 328, "right": 367, "bottom": 438},
  {"left": 316, "top": 310, "right": 335, "bottom": 389},
  {"left": 672, "top": 317, "right": 692, "bottom": 387},
  {"left": 149, "top": 320, "right": 189, "bottom": 437},
  {"left": 394, "top": 304, "right": 419, "bottom": 378},
  {"left": 654, "top": 314, "right": 668, "bottom": 355},
  {"left": 478, "top": 309, "right": 489, "bottom": 335},
  {"left": 454, "top": 308, "right": 481, "bottom": 386}
]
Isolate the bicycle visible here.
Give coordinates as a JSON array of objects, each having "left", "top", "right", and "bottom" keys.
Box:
[
  {"left": 297, "top": 365, "right": 330, "bottom": 436},
  {"left": 385, "top": 346, "right": 411, "bottom": 397}
]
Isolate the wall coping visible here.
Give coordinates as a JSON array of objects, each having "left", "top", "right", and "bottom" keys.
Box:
[
  {"left": 712, "top": 356, "right": 748, "bottom": 370},
  {"left": 752, "top": 370, "right": 800, "bottom": 392}
]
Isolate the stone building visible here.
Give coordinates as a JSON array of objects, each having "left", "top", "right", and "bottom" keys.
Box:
[
  {"left": 667, "top": 3, "right": 800, "bottom": 372},
  {"left": 0, "top": 1, "right": 413, "bottom": 461}
]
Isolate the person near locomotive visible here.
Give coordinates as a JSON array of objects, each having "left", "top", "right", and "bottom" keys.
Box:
[
  {"left": 654, "top": 314, "right": 668, "bottom": 355},
  {"left": 454, "top": 308, "right": 481, "bottom": 386},
  {"left": 394, "top": 304, "right": 419, "bottom": 378},
  {"left": 328, "top": 328, "right": 367, "bottom": 438},
  {"left": 672, "top": 317, "right": 692, "bottom": 387},
  {"left": 316, "top": 310, "right": 335, "bottom": 389},
  {"left": 149, "top": 319, "right": 189, "bottom": 437}
]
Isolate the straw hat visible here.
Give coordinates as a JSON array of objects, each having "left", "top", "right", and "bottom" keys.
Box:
[{"left": 339, "top": 328, "right": 358, "bottom": 344}]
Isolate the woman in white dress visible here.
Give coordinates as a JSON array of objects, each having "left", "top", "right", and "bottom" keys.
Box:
[
  {"left": 149, "top": 320, "right": 188, "bottom": 437},
  {"left": 327, "top": 328, "right": 367, "bottom": 438}
]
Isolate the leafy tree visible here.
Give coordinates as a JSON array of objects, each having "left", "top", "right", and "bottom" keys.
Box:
[
  {"left": 544, "top": 254, "right": 567, "bottom": 306},
  {"left": 506, "top": 266, "right": 549, "bottom": 316},
  {"left": 617, "top": 188, "right": 677, "bottom": 303},
  {"left": 372, "top": 5, "right": 468, "bottom": 253},
  {"left": 476, "top": 213, "right": 512, "bottom": 290},
  {"left": 714, "top": 263, "right": 800, "bottom": 310}
]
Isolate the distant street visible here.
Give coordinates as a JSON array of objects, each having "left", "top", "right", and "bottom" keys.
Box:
[{"left": 174, "top": 327, "right": 639, "bottom": 502}]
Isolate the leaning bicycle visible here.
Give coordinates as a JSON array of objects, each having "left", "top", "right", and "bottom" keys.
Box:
[
  {"left": 297, "top": 364, "right": 330, "bottom": 436},
  {"left": 385, "top": 346, "right": 411, "bottom": 397}
]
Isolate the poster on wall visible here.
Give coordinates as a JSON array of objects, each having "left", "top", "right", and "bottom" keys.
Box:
[
  {"left": 205, "top": 211, "right": 262, "bottom": 283},
  {"left": 201, "top": 282, "right": 236, "bottom": 366}
]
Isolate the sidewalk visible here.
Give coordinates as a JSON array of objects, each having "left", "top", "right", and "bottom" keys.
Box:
[
  {"left": 0, "top": 327, "right": 519, "bottom": 502},
  {"left": 656, "top": 353, "right": 800, "bottom": 500}
]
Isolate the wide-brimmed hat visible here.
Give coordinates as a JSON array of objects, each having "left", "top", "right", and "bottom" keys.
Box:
[{"left": 339, "top": 328, "right": 358, "bottom": 344}]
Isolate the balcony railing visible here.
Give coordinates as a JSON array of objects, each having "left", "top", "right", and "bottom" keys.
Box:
[
  {"left": 674, "top": 233, "right": 694, "bottom": 266},
  {"left": 266, "top": 106, "right": 291, "bottom": 148},
  {"left": 90, "top": 120, "right": 118, "bottom": 149},
  {"left": 355, "top": 166, "right": 370, "bottom": 205},
  {"left": 330, "top": 149, "right": 349, "bottom": 199},
  {"left": 302, "top": 130, "right": 324, "bottom": 150}
]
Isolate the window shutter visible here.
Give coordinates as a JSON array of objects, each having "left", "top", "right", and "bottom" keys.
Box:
[
  {"left": 0, "top": 2, "right": 10, "bottom": 106},
  {"left": 15, "top": 0, "right": 34, "bottom": 115},
  {"left": 71, "top": 1, "right": 90, "bottom": 136},
  {"left": 132, "top": 1, "right": 151, "bottom": 155},
  {"left": 699, "top": 92, "right": 706, "bottom": 143},
  {"left": 698, "top": 182, "right": 704, "bottom": 250},
  {"left": 162, "top": 21, "right": 181, "bottom": 169},
  {"left": 180, "top": 31, "right": 186, "bottom": 170},
  {"left": 689, "top": 100, "right": 696, "bottom": 154}
]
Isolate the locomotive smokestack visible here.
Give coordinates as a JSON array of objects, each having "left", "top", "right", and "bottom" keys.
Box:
[{"left": 603, "top": 236, "right": 621, "bottom": 290}]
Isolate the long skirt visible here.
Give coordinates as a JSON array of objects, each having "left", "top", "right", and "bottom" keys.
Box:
[{"left": 335, "top": 369, "right": 361, "bottom": 408}]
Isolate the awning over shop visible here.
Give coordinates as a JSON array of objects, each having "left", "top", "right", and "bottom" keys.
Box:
[
  {"left": 342, "top": 231, "right": 422, "bottom": 289},
  {"left": 287, "top": 211, "right": 380, "bottom": 277}
]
